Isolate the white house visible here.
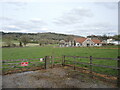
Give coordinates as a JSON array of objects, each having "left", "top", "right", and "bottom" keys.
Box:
[
  {"left": 59, "top": 38, "right": 102, "bottom": 47},
  {"left": 74, "top": 38, "right": 102, "bottom": 47},
  {"left": 107, "top": 39, "right": 114, "bottom": 43},
  {"left": 106, "top": 39, "right": 120, "bottom": 45},
  {"left": 112, "top": 41, "right": 120, "bottom": 45}
]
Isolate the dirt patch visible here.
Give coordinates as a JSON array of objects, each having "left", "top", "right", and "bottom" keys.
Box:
[
  {"left": 2, "top": 66, "right": 116, "bottom": 88},
  {"left": 3, "top": 66, "right": 45, "bottom": 75}
]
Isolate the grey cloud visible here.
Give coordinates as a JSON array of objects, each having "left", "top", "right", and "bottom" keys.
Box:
[
  {"left": 0, "top": 17, "right": 13, "bottom": 21},
  {"left": 2, "top": 26, "right": 21, "bottom": 31},
  {"left": 75, "top": 22, "right": 116, "bottom": 30},
  {"left": 68, "top": 8, "right": 93, "bottom": 17},
  {"left": 1, "top": 17, "right": 48, "bottom": 32},
  {"left": 5, "top": 2, "right": 27, "bottom": 6},
  {"left": 0, "top": 17, "right": 16, "bottom": 28},
  {"left": 13, "top": 20, "right": 47, "bottom": 30},
  {"left": 63, "top": 22, "right": 117, "bottom": 36},
  {"left": 2, "top": 2, "right": 27, "bottom": 10},
  {"left": 30, "top": 20, "right": 47, "bottom": 26},
  {"left": 53, "top": 8, "right": 93, "bottom": 25},
  {"left": 0, "top": 0, "right": 21, "bottom": 2},
  {"left": 0, "top": 17, "right": 15, "bottom": 24},
  {"left": 94, "top": 2, "right": 117, "bottom": 9}
]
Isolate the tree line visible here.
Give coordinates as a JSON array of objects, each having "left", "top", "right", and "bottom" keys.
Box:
[
  {"left": 1, "top": 31, "right": 120, "bottom": 47},
  {"left": 1, "top": 32, "right": 82, "bottom": 47}
]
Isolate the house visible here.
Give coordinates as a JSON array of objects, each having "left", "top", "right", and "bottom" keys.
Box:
[
  {"left": 59, "top": 38, "right": 102, "bottom": 47},
  {"left": 59, "top": 40, "right": 75, "bottom": 47},
  {"left": 107, "top": 39, "right": 114, "bottom": 43},
  {"left": 59, "top": 40, "right": 66, "bottom": 47},
  {"left": 112, "top": 41, "right": 120, "bottom": 45},
  {"left": 74, "top": 38, "right": 102, "bottom": 47},
  {"left": 106, "top": 39, "right": 120, "bottom": 45}
]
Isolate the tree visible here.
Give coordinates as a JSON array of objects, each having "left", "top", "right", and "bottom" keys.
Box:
[
  {"left": 65, "top": 35, "right": 74, "bottom": 46},
  {"left": 4, "top": 35, "right": 13, "bottom": 47},
  {"left": 113, "top": 35, "right": 120, "bottom": 41},
  {"left": 73, "top": 40, "right": 76, "bottom": 46},
  {"left": 19, "top": 41, "right": 23, "bottom": 47},
  {"left": 102, "top": 34, "right": 108, "bottom": 40},
  {"left": 38, "top": 39, "right": 49, "bottom": 46},
  {"left": 20, "top": 35, "right": 29, "bottom": 46},
  {"left": 65, "top": 35, "right": 74, "bottom": 41}
]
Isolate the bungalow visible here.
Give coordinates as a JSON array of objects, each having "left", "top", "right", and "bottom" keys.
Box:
[
  {"left": 59, "top": 38, "right": 102, "bottom": 47},
  {"left": 74, "top": 38, "right": 102, "bottom": 47},
  {"left": 106, "top": 39, "right": 120, "bottom": 45}
]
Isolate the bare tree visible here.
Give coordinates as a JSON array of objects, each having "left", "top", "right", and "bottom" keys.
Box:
[
  {"left": 4, "top": 35, "right": 13, "bottom": 47},
  {"left": 65, "top": 35, "right": 74, "bottom": 46},
  {"left": 38, "top": 39, "right": 49, "bottom": 46},
  {"left": 20, "top": 35, "right": 29, "bottom": 46}
]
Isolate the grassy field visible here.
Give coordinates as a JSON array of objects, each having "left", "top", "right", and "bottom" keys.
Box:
[
  {"left": 2, "top": 46, "right": 119, "bottom": 60},
  {"left": 2, "top": 45, "right": 119, "bottom": 76}
]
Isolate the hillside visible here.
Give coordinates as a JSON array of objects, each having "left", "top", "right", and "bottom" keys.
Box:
[
  {"left": 1, "top": 31, "right": 84, "bottom": 47},
  {"left": 1, "top": 32, "right": 83, "bottom": 41}
]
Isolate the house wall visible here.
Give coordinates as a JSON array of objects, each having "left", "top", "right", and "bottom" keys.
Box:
[
  {"left": 59, "top": 44, "right": 65, "bottom": 47},
  {"left": 75, "top": 42, "right": 102, "bottom": 47},
  {"left": 111, "top": 41, "right": 120, "bottom": 45},
  {"left": 67, "top": 41, "right": 76, "bottom": 47},
  {"left": 94, "top": 43, "right": 102, "bottom": 46},
  {"left": 60, "top": 38, "right": 102, "bottom": 47},
  {"left": 75, "top": 42, "right": 81, "bottom": 47},
  {"left": 107, "top": 39, "right": 114, "bottom": 43},
  {"left": 99, "top": 44, "right": 102, "bottom": 46},
  {"left": 82, "top": 38, "right": 94, "bottom": 47}
]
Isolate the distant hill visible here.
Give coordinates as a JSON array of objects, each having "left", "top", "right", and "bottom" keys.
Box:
[{"left": 1, "top": 31, "right": 84, "bottom": 41}]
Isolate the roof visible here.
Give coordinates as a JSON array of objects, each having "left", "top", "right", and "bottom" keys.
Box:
[
  {"left": 74, "top": 38, "right": 87, "bottom": 43},
  {"left": 60, "top": 40, "right": 65, "bottom": 43},
  {"left": 92, "top": 39, "right": 101, "bottom": 44},
  {"left": 74, "top": 38, "right": 101, "bottom": 44}
]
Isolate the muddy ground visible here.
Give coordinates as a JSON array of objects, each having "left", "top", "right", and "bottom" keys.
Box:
[
  {"left": 0, "top": 75, "right": 2, "bottom": 89},
  {"left": 2, "top": 66, "right": 116, "bottom": 88}
]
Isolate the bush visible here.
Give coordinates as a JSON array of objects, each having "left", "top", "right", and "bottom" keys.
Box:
[
  {"left": 11, "top": 44, "right": 16, "bottom": 47},
  {"left": 107, "top": 43, "right": 115, "bottom": 46},
  {"left": 102, "top": 43, "right": 114, "bottom": 46}
]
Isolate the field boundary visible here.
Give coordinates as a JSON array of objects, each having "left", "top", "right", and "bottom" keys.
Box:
[
  {"left": 2, "top": 55, "right": 120, "bottom": 87},
  {"left": 61, "top": 55, "right": 120, "bottom": 88}
]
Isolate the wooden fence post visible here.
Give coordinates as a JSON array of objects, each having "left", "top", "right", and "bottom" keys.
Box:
[
  {"left": 74, "top": 57, "right": 76, "bottom": 70},
  {"left": 45, "top": 56, "right": 49, "bottom": 69},
  {"left": 62, "top": 55, "right": 65, "bottom": 66},
  {"left": 51, "top": 56, "right": 54, "bottom": 68},
  {"left": 117, "top": 56, "right": 120, "bottom": 88},
  {"left": 44, "top": 56, "right": 47, "bottom": 69},
  {"left": 90, "top": 56, "right": 93, "bottom": 78}
]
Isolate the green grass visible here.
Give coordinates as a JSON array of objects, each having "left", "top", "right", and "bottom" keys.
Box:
[
  {"left": 2, "top": 46, "right": 119, "bottom": 76},
  {"left": 2, "top": 46, "right": 119, "bottom": 60}
]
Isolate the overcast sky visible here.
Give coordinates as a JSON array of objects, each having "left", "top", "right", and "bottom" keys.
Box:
[{"left": 0, "top": 0, "right": 118, "bottom": 37}]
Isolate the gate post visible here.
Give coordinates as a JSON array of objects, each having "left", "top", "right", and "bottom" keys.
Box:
[
  {"left": 51, "top": 56, "right": 54, "bottom": 68},
  {"left": 90, "top": 56, "right": 93, "bottom": 78},
  {"left": 74, "top": 57, "right": 76, "bottom": 70},
  {"left": 62, "top": 55, "right": 65, "bottom": 66},
  {"left": 45, "top": 56, "right": 49, "bottom": 69},
  {"left": 117, "top": 56, "right": 120, "bottom": 88}
]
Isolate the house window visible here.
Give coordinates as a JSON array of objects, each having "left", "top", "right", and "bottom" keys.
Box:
[
  {"left": 77, "top": 44, "right": 80, "bottom": 46},
  {"left": 97, "top": 43, "right": 99, "bottom": 45},
  {"left": 87, "top": 44, "right": 90, "bottom": 47}
]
